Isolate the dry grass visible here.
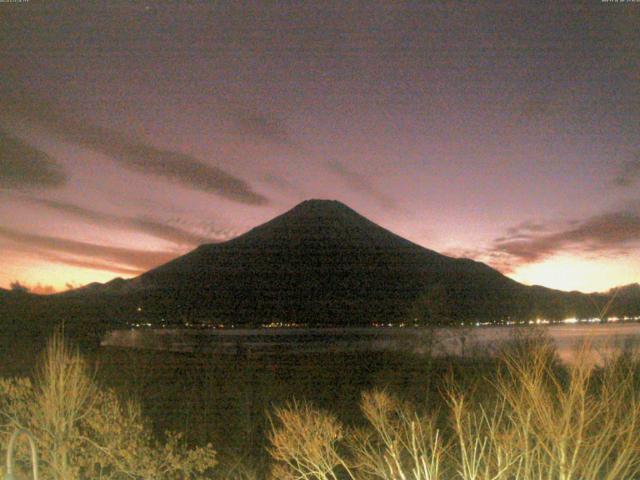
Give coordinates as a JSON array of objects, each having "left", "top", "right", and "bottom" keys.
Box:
[
  {"left": 3, "top": 331, "right": 640, "bottom": 479},
  {"left": 269, "top": 400, "right": 354, "bottom": 480},
  {"left": 350, "top": 390, "right": 443, "bottom": 480},
  {"left": 0, "top": 330, "right": 217, "bottom": 479},
  {"left": 267, "top": 340, "right": 640, "bottom": 480},
  {"left": 475, "top": 340, "right": 640, "bottom": 480}
]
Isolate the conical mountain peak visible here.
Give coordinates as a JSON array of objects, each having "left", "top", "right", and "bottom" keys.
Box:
[
  {"left": 277, "top": 199, "right": 370, "bottom": 226},
  {"left": 289, "top": 199, "right": 358, "bottom": 215},
  {"left": 237, "top": 198, "right": 397, "bottom": 247},
  {"left": 56, "top": 199, "right": 604, "bottom": 327}
]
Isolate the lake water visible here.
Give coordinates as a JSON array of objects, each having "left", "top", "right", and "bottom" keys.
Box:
[{"left": 101, "top": 322, "right": 640, "bottom": 364}]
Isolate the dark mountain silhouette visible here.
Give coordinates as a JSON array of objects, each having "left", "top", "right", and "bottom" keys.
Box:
[
  {"left": 611, "top": 283, "right": 640, "bottom": 299},
  {"left": 603, "top": 284, "right": 640, "bottom": 318},
  {"left": 5, "top": 199, "right": 638, "bottom": 346},
  {"left": 53, "top": 199, "right": 608, "bottom": 326},
  {"left": 0, "top": 286, "right": 33, "bottom": 299}
]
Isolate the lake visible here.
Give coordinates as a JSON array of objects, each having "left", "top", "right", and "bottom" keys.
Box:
[{"left": 101, "top": 322, "right": 640, "bottom": 364}]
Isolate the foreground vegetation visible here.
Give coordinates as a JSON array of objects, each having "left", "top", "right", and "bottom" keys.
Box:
[
  {"left": 1, "top": 331, "right": 640, "bottom": 479},
  {"left": 0, "top": 333, "right": 217, "bottom": 479}
]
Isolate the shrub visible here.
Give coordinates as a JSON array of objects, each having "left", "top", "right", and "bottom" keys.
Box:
[
  {"left": 0, "top": 331, "right": 217, "bottom": 479},
  {"left": 268, "top": 400, "right": 351, "bottom": 480},
  {"left": 267, "top": 341, "right": 640, "bottom": 480}
]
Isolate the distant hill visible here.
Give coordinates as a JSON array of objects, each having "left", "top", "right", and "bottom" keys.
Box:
[
  {"left": 51, "top": 199, "right": 617, "bottom": 326},
  {"left": 0, "top": 286, "right": 32, "bottom": 300},
  {"left": 611, "top": 283, "right": 640, "bottom": 298},
  {"left": 603, "top": 283, "right": 640, "bottom": 317}
]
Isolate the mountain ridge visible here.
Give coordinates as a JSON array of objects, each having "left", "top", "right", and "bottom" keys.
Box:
[
  {"left": 53, "top": 199, "right": 612, "bottom": 326},
  {"left": 7, "top": 200, "right": 639, "bottom": 330}
]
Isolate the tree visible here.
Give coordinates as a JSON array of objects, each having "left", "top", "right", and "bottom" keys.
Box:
[{"left": 9, "top": 281, "right": 29, "bottom": 294}]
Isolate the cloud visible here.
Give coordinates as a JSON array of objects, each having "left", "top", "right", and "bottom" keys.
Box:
[
  {"left": 613, "top": 152, "right": 640, "bottom": 187},
  {"left": 167, "top": 215, "right": 244, "bottom": 241},
  {"left": 2, "top": 91, "right": 267, "bottom": 205},
  {"left": 40, "top": 253, "right": 145, "bottom": 276},
  {"left": 326, "top": 160, "right": 396, "bottom": 210},
  {"left": 226, "top": 107, "right": 292, "bottom": 146},
  {"left": 492, "top": 221, "right": 553, "bottom": 243},
  {"left": 488, "top": 206, "right": 640, "bottom": 271},
  {"left": 442, "top": 247, "right": 518, "bottom": 274},
  {"left": 105, "top": 145, "right": 268, "bottom": 205},
  {"left": 445, "top": 206, "right": 640, "bottom": 274},
  {"left": 0, "top": 130, "right": 66, "bottom": 189},
  {"left": 12, "top": 195, "right": 229, "bottom": 245},
  {"left": 0, "top": 225, "right": 178, "bottom": 273},
  {"left": 505, "top": 220, "right": 549, "bottom": 237},
  {"left": 261, "top": 171, "right": 307, "bottom": 196}
]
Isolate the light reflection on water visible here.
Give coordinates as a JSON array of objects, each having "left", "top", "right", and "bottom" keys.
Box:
[{"left": 101, "top": 323, "right": 640, "bottom": 364}]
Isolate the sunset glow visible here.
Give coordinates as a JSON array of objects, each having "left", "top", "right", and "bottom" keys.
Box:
[
  {"left": 510, "top": 254, "right": 640, "bottom": 294},
  {"left": 1, "top": 2, "right": 638, "bottom": 295}
]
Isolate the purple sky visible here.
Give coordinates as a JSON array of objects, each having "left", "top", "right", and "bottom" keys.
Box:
[{"left": 1, "top": 2, "right": 639, "bottom": 294}]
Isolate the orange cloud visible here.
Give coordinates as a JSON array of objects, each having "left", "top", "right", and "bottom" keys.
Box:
[
  {"left": 0, "top": 225, "right": 179, "bottom": 272},
  {"left": 491, "top": 208, "right": 640, "bottom": 268},
  {"left": 447, "top": 204, "right": 640, "bottom": 279}
]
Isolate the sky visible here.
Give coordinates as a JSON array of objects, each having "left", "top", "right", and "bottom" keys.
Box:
[{"left": 0, "top": 1, "right": 639, "bottom": 294}]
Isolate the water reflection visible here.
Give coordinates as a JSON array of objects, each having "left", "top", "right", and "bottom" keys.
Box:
[{"left": 101, "top": 323, "right": 640, "bottom": 364}]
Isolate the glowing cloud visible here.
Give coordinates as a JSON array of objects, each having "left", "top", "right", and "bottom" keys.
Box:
[{"left": 0, "top": 225, "right": 178, "bottom": 273}]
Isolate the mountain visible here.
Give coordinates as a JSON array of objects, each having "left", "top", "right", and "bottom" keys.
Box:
[
  {"left": 0, "top": 286, "right": 34, "bottom": 300},
  {"left": 57, "top": 199, "right": 604, "bottom": 326},
  {"left": 602, "top": 283, "right": 640, "bottom": 317},
  {"left": 61, "top": 277, "right": 130, "bottom": 296},
  {"left": 610, "top": 283, "right": 640, "bottom": 299}
]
